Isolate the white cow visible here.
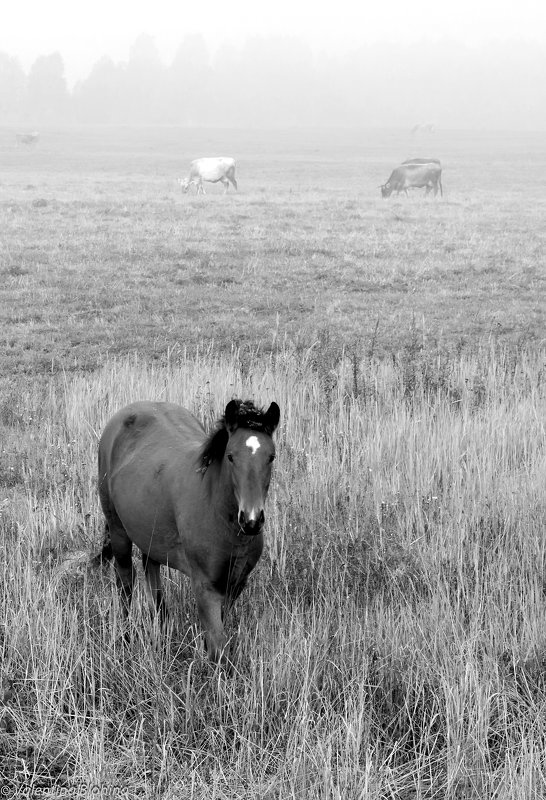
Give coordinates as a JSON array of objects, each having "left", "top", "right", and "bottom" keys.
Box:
[
  {"left": 15, "top": 131, "right": 39, "bottom": 146},
  {"left": 178, "top": 157, "right": 237, "bottom": 195}
]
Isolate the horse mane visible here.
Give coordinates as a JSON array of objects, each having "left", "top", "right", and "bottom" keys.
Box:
[{"left": 198, "top": 399, "right": 273, "bottom": 471}]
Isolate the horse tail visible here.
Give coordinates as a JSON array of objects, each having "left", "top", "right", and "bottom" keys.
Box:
[{"left": 91, "top": 525, "right": 114, "bottom": 567}]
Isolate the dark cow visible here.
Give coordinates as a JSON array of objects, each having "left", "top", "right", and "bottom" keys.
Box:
[
  {"left": 380, "top": 161, "right": 443, "bottom": 198},
  {"left": 411, "top": 123, "right": 436, "bottom": 135},
  {"left": 402, "top": 158, "right": 441, "bottom": 167}
]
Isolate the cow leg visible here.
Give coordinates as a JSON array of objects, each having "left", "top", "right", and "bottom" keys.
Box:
[
  {"left": 142, "top": 553, "right": 167, "bottom": 623},
  {"left": 191, "top": 576, "right": 227, "bottom": 663},
  {"left": 229, "top": 174, "right": 238, "bottom": 191}
]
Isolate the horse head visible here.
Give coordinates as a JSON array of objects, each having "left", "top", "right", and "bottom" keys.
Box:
[{"left": 223, "top": 400, "right": 280, "bottom": 535}]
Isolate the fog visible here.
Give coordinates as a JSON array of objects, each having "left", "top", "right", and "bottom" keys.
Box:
[{"left": 2, "top": 33, "right": 545, "bottom": 130}]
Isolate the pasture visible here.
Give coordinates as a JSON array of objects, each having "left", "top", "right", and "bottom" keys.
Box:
[{"left": 0, "top": 126, "right": 545, "bottom": 798}]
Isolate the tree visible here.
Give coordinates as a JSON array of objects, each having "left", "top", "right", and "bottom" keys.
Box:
[
  {"left": 124, "top": 34, "right": 165, "bottom": 122},
  {"left": 27, "top": 52, "right": 69, "bottom": 121},
  {"left": 236, "top": 36, "right": 315, "bottom": 127},
  {"left": 211, "top": 44, "right": 242, "bottom": 126},
  {"left": 73, "top": 56, "right": 125, "bottom": 123},
  {"left": 0, "top": 53, "right": 26, "bottom": 122},
  {"left": 168, "top": 35, "right": 211, "bottom": 124}
]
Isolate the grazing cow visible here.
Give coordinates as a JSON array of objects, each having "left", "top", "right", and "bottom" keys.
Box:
[
  {"left": 95, "top": 398, "right": 280, "bottom": 663},
  {"left": 380, "top": 161, "right": 443, "bottom": 198},
  {"left": 15, "top": 131, "right": 39, "bottom": 146},
  {"left": 178, "top": 157, "right": 237, "bottom": 195},
  {"left": 411, "top": 123, "right": 436, "bottom": 135}
]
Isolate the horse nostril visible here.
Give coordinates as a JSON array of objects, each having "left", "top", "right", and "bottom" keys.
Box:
[{"left": 238, "top": 509, "right": 264, "bottom": 533}]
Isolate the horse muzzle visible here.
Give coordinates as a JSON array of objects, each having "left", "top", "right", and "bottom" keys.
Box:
[{"left": 238, "top": 508, "right": 265, "bottom": 536}]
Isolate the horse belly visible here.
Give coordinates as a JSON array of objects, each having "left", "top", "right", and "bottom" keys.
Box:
[{"left": 109, "top": 466, "right": 189, "bottom": 570}]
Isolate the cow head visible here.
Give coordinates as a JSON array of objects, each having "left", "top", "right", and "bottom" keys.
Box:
[
  {"left": 380, "top": 182, "right": 393, "bottom": 199},
  {"left": 177, "top": 177, "right": 190, "bottom": 193}
]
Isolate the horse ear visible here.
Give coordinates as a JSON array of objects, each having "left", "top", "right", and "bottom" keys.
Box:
[
  {"left": 224, "top": 400, "right": 240, "bottom": 432},
  {"left": 265, "top": 402, "right": 280, "bottom": 434}
]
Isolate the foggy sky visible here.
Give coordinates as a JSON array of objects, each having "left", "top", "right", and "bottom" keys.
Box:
[{"left": 4, "top": 0, "right": 546, "bottom": 87}]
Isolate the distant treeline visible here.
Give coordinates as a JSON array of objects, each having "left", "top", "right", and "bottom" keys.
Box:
[{"left": 2, "top": 33, "right": 546, "bottom": 129}]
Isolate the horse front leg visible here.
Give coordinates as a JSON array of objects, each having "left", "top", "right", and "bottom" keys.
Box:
[{"left": 191, "top": 576, "right": 228, "bottom": 663}]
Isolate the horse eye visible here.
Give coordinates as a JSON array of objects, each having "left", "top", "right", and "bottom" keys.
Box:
[{"left": 227, "top": 454, "right": 234, "bottom": 463}]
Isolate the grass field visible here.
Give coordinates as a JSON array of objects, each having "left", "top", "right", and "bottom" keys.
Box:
[
  {"left": 0, "top": 126, "right": 545, "bottom": 798},
  {"left": 1, "top": 126, "right": 545, "bottom": 375}
]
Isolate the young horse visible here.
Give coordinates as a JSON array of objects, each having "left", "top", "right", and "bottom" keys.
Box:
[{"left": 96, "top": 398, "right": 280, "bottom": 662}]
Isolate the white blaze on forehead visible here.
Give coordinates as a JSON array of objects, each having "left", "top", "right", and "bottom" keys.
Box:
[{"left": 245, "top": 435, "right": 261, "bottom": 455}]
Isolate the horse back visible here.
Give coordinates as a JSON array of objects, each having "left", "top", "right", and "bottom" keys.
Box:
[
  {"left": 100, "top": 401, "right": 204, "bottom": 470},
  {"left": 98, "top": 401, "right": 204, "bottom": 508}
]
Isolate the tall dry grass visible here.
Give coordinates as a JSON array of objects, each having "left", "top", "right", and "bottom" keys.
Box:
[{"left": 0, "top": 341, "right": 545, "bottom": 798}]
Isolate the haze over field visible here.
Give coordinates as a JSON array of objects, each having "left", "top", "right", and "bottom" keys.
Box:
[
  {"left": 2, "top": 0, "right": 546, "bottom": 128},
  {"left": 1, "top": 122, "right": 545, "bottom": 789}
]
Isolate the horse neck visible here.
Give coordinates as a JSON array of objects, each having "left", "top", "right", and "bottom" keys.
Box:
[{"left": 202, "top": 457, "right": 237, "bottom": 516}]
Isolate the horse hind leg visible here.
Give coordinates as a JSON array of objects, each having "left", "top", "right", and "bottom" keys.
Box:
[
  {"left": 102, "top": 515, "right": 135, "bottom": 616},
  {"left": 142, "top": 553, "right": 168, "bottom": 624}
]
